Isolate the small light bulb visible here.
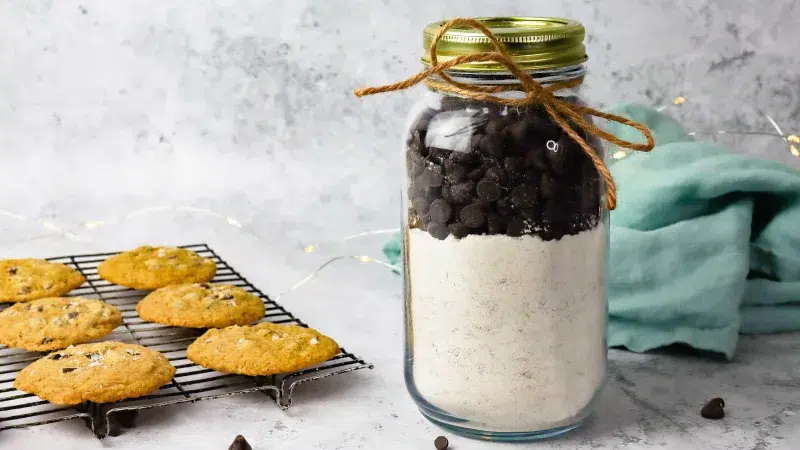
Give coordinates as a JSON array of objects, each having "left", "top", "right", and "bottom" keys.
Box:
[{"left": 612, "top": 150, "right": 628, "bottom": 160}]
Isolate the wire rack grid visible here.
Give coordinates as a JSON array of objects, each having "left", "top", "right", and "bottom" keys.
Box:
[{"left": 0, "top": 244, "right": 372, "bottom": 438}]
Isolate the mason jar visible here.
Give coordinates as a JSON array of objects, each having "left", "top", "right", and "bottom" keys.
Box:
[{"left": 401, "top": 17, "right": 609, "bottom": 440}]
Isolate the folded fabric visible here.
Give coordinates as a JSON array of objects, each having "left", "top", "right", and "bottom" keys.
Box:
[{"left": 383, "top": 104, "right": 800, "bottom": 359}]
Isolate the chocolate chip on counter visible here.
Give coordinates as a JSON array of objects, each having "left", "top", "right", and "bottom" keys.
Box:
[
  {"left": 434, "top": 435, "right": 449, "bottom": 450},
  {"left": 447, "top": 223, "right": 470, "bottom": 239},
  {"left": 7, "top": 267, "right": 18, "bottom": 275},
  {"left": 228, "top": 435, "right": 253, "bottom": 450},
  {"left": 422, "top": 165, "right": 445, "bottom": 188},
  {"left": 459, "top": 204, "right": 485, "bottom": 228},
  {"left": 61, "top": 367, "right": 77, "bottom": 373},
  {"left": 429, "top": 199, "right": 452, "bottom": 223},
  {"left": 448, "top": 181, "right": 474, "bottom": 204},
  {"left": 510, "top": 184, "right": 538, "bottom": 209},
  {"left": 701, "top": 397, "right": 725, "bottom": 420},
  {"left": 476, "top": 178, "right": 502, "bottom": 202},
  {"left": 67, "top": 312, "right": 79, "bottom": 319}
]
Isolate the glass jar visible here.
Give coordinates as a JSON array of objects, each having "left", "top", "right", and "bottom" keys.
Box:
[{"left": 401, "top": 18, "right": 608, "bottom": 441}]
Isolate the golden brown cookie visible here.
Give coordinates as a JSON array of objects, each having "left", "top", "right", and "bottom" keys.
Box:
[
  {"left": 0, "top": 297, "right": 122, "bottom": 351},
  {"left": 98, "top": 245, "right": 216, "bottom": 290},
  {"left": 136, "top": 283, "right": 265, "bottom": 328},
  {"left": 14, "top": 342, "right": 176, "bottom": 405},
  {"left": 0, "top": 259, "right": 85, "bottom": 303},
  {"left": 186, "top": 322, "right": 340, "bottom": 376}
]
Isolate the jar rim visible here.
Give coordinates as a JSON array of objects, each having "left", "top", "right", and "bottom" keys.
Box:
[{"left": 421, "top": 17, "right": 588, "bottom": 73}]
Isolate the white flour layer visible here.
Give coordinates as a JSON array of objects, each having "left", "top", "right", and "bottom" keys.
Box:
[{"left": 407, "top": 225, "right": 608, "bottom": 432}]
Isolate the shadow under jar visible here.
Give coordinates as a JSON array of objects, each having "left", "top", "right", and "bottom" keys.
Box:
[{"left": 402, "top": 17, "right": 609, "bottom": 441}]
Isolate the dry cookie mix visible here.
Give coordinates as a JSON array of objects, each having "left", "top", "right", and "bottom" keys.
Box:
[
  {"left": 14, "top": 341, "right": 176, "bottom": 405},
  {"left": 0, "top": 297, "right": 122, "bottom": 351},
  {"left": 0, "top": 259, "right": 85, "bottom": 302}
]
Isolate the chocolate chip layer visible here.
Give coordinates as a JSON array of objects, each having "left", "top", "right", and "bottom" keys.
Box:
[{"left": 405, "top": 96, "right": 603, "bottom": 241}]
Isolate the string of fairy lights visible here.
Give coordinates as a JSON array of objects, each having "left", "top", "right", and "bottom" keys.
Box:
[{"left": 0, "top": 97, "right": 796, "bottom": 300}]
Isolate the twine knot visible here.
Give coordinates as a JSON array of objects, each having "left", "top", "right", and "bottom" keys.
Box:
[{"left": 354, "top": 18, "right": 656, "bottom": 210}]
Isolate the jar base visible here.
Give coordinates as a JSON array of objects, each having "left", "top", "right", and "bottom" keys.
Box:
[{"left": 418, "top": 408, "right": 587, "bottom": 442}]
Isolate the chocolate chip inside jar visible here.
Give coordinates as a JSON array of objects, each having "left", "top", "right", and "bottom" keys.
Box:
[{"left": 404, "top": 96, "right": 603, "bottom": 241}]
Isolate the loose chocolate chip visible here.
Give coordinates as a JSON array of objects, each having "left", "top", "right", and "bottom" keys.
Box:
[
  {"left": 447, "top": 223, "right": 470, "bottom": 239},
  {"left": 7, "top": 267, "right": 18, "bottom": 275},
  {"left": 422, "top": 165, "right": 444, "bottom": 188},
  {"left": 459, "top": 204, "right": 485, "bottom": 228},
  {"left": 510, "top": 184, "right": 538, "bottom": 209},
  {"left": 67, "top": 311, "right": 79, "bottom": 319},
  {"left": 434, "top": 435, "right": 449, "bottom": 450},
  {"left": 228, "top": 434, "right": 253, "bottom": 450},
  {"left": 476, "top": 179, "right": 501, "bottom": 202},
  {"left": 49, "top": 353, "right": 63, "bottom": 360},
  {"left": 426, "top": 222, "right": 450, "bottom": 240},
  {"left": 61, "top": 367, "right": 77, "bottom": 373},
  {"left": 449, "top": 181, "right": 474, "bottom": 204},
  {"left": 701, "top": 397, "right": 725, "bottom": 420},
  {"left": 429, "top": 199, "right": 452, "bottom": 223},
  {"left": 507, "top": 217, "right": 528, "bottom": 237}
]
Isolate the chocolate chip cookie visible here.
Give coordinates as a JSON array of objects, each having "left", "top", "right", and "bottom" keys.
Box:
[
  {"left": 0, "top": 297, "right": 122, "bottom": 351},
  {"left": 98, "top": 245, "right": 216, "bottom": 290},
  {"left": 187, "top": 322, "right": 340, "bottom": 376},
  {"left": 136, "top": 283, "right": 265, "bottom": 328},
  {"left": 0, "top": 259, "right": 85, "bottom": 302},
  {"left": 14, "top": 341, "right": 176, "bottom": 405}
]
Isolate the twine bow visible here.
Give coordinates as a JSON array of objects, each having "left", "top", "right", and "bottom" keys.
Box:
[{"left": 354, "top": 18, "right": 656, "bottom": 210}]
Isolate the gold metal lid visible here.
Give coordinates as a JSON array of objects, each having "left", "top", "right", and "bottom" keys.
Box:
[{"left": 421, "top": 17, "right": 587, "bottom": 72}]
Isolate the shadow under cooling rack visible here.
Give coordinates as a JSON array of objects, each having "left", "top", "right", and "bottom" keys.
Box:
[{"left": 0, "top": 244, "right": 373, "bottom": 438}]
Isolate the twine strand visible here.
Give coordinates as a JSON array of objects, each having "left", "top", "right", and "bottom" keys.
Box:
[{"left": 354, "top": 18, "right": 656, "bottom": 210}]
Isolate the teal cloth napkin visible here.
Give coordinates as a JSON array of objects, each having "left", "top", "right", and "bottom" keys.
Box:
[{"left": 383, "top": 105, "right": 800, "bottom": 359}]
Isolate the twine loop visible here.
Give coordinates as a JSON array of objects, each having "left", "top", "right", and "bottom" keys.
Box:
[{"left": 354, "top": 18, "right": 655, "bottom": 210}]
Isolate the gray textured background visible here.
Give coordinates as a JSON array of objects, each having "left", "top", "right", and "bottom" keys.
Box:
[
  {"left": 1, "top": 0, "right": 798, "bottom": 247},
  {"left": 1, "top": 2, "right": 799, "bottom": 448}
]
